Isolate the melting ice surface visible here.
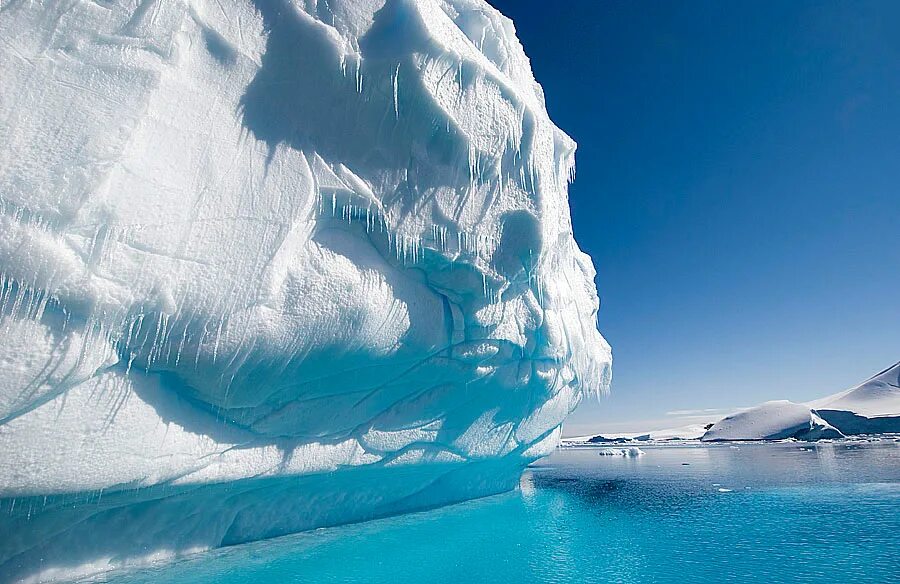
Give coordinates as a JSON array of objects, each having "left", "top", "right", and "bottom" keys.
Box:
[
  {"left": 97, "top": 442, "right": 900, "bottom": 583},
  {"left": 0, "top": 0, "right": 610, "bottom": 580}
]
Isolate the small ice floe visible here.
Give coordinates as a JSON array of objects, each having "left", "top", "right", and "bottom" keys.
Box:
[
  {"left": 717, "top": 488, "right": 733, "bottom": 493},
  {"left": 598, "top": 447, "right": 646, "bottom": 457}
]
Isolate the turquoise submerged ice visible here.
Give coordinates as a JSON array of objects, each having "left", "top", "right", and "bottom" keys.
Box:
[
  {"left": 0, "top": 0, "right": 610, "bottom": 581},
  {"left": 101, "top": 443, "right": 900, "bottom": 584}
]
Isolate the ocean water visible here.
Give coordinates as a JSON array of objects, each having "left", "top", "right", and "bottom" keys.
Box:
[{"left": 100, "top": 442, "right": 899, "bottom": 584}]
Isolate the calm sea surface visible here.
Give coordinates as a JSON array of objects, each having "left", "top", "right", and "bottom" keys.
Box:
[{"left": 100, "top": 441, "right": 900, "bottom": 583}]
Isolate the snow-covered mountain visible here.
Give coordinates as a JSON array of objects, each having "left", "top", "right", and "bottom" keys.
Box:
[
  {"left": 702, "top": 362, "right": 900, "bottom": 441},
  {"left": 701, "top": 400, "right": 843, "bottom": 442},
  {"left": 808, "top": 361, "right": 900, "bottom": 434},
  {"left": 0, "top": 0, "right": 611, "bottom": 580},
  {"left": 567, "top": 362, "right": 899, "bottom": 445}
]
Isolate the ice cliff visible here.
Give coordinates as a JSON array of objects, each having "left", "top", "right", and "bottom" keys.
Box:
[{"left": 0, "top": 0, "right": 610, "bottom": 580}]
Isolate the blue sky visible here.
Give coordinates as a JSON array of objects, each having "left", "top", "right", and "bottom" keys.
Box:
[{"left": 489, "top": 0, "right": 900, "bottom": 435}]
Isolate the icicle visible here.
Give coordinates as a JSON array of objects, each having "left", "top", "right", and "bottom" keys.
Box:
[
  {"left": 0, "top": 275, "right": 11, "bottom": 316},
  {"left": 392, "top": 63, "right": 400, "bottom": 119},
  {"left": 9, "top": 284, "right": 27, "bottom": 321},
  {"left": 124, "top": 352, "right": 136, "bottom": 377},
  {"left": 174, "top": 323, "right": 189, "bottom": 367},
  {"left": 194, "top": 324, "right": 207, "bottom": 368}
]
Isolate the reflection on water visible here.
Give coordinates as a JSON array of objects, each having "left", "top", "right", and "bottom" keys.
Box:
[{"left": 103, "top": 442, "right": 899, "bottom": 584}]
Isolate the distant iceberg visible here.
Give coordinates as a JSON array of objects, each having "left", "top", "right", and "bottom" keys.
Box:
[{"left": 0, "top": 0, "right": 611, "bottom": 581}]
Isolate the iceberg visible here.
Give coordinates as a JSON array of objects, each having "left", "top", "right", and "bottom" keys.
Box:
[{"left": 0, "top": 0, "right": 611, "bottom": 581}]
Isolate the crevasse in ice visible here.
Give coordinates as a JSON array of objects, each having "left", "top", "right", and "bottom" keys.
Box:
[{"left": 0, "top": 0, "right": 611, "bottom": 580}]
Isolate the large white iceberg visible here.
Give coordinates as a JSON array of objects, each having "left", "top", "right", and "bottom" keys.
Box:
[{"left": 0, "top": 0, "right": 611, "bottom": 581}]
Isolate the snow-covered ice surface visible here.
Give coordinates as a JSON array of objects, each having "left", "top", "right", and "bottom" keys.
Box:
[{"left": 0, "top": 1, "right": 611, "bottom": 581}]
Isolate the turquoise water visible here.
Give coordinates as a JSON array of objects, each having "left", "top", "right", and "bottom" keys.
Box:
[{"left": 102, "top": 442, "right": 899, "bottom": 583}]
